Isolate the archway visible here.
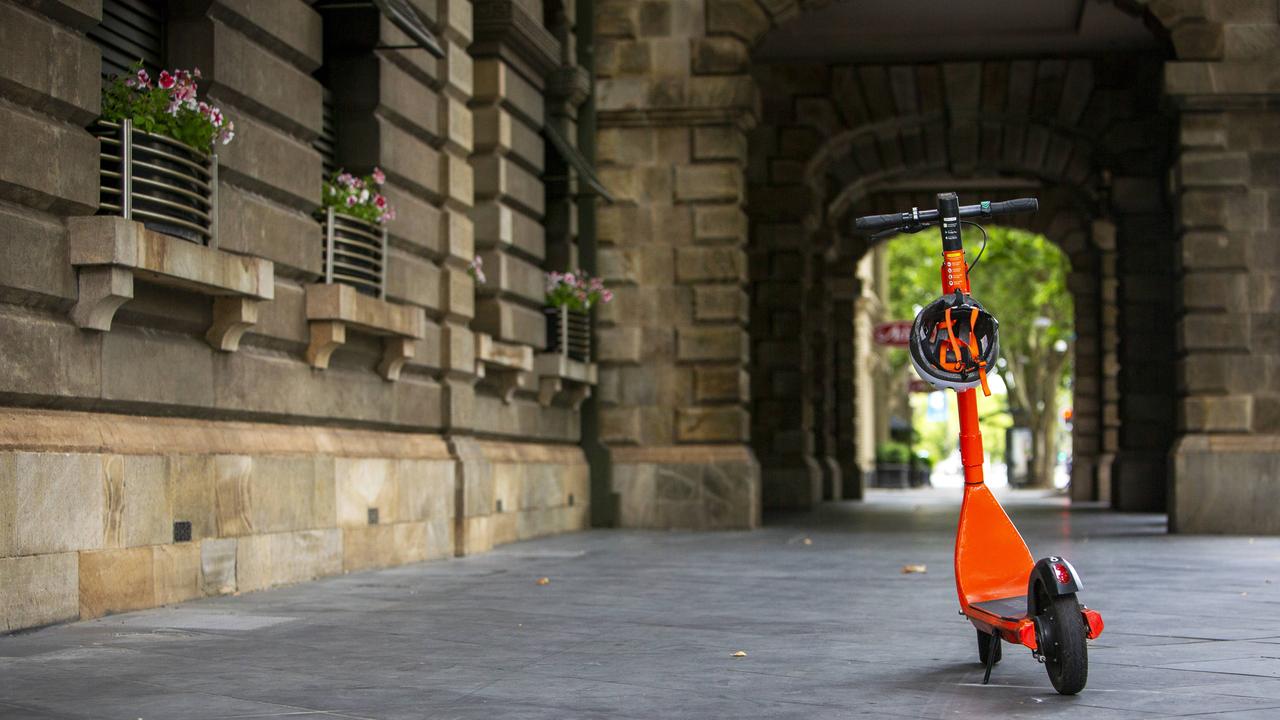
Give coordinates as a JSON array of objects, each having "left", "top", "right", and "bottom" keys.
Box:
[
  {"left": 746, "top": 50, "right": 1176, "bottom": 513},
  {"left": 592, "top": 0, "right": 1280, "bottom": 533}
]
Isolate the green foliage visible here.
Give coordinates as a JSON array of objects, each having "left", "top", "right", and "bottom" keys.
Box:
[
  {"left": 545, "top": 271, "right": 613, "bottom": 312},
  {"left": 101, "top": 63, "right": 234, "bottom": 152},
  {"left": 875, "top": 441, "right": 912, "bottom": 465},
  {"left": 886, "top": 225, "right": 1073, "bottom": 395}
]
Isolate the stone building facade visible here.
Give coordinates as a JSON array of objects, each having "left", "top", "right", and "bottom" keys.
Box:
[
  {"left": 591, "top": 0, "right": 1280, "bottom": 534},
  {"left": 3, "top": 0, "right": 1280, "bottom": 634},
  {"left": 0, "top": 0, "right": 597, "bottom": 633}
]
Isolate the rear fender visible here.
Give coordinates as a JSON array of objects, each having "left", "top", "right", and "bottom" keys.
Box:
[{"left": 1026, "top": 556, "right": 1083, "bottom": 616}]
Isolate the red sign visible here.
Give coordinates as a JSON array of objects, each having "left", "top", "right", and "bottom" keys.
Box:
[
  {"left": 874, "top": 321, "right": 913, "bottom": 347},
  {"left": 907, "top": 379, "right": 933, "bottom": 394}
]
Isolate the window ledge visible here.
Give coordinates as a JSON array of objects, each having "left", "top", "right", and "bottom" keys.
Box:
[
  {"left": 68, "top": 217, "right": 274, "bottom": 351},
  {"left": 475, "top": 333, "right": 534, "bottom": 403},
  {"left": 304, "top": 283, "right": 426, "bottom": 381},
  {"left": 534, "top": 352, "right": 597, "bottom": 409}
]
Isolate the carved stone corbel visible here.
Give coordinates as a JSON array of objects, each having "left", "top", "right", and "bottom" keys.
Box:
[
  {"left": 71, "top": 266, "right": 133, "bottom": 331},
  {"left": 378, "top": 337, "right": 416, "bottom": 381},
  {"left": 306, "top": 320, "right": 346, "bottom": 369},
  {"left": 206, "top": 297, "right": 259, "bottom": 352}
]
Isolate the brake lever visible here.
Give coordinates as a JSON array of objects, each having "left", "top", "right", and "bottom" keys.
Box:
[{"left": 869, "top": 222, "right": 929, "bottom": 243}]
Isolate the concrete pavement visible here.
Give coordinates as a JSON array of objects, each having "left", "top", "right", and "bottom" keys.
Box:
[{"left": 2, "top": 489, "right": 1279, "bottom": 719}]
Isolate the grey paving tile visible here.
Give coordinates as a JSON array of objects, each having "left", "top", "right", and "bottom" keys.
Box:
[{"left": 3, "top": 490, "right": 1279, "bottom": 719}]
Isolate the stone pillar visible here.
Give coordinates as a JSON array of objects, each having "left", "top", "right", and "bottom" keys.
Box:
[
  {"left": 1111, "top": 179, "right": 1177, "bottom": 512},
  {"left": 808, "top": 238, "right": 841, "bottom": 500},
  {"left": 1160, "top": 1, "right": 1280, "bottom": 533},
  {"left": 829, "top": 256, "right": 860, "bottom": 500},
  {"left": 593, "top": 0, "right": 760, "bottom": 529},
  {"left": 1091, "top": 220, "right": 1120, "bottom": 504},
  {"left": 435, "top": 0, "right": 484, "bottom": 553},
  {"left": 750, "top": 220, "right": 820, "bottom": 509}
]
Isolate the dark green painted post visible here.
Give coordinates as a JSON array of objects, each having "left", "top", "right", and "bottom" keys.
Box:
[{"left": 576, "top": 0, "right": 618, "bottom": 527}]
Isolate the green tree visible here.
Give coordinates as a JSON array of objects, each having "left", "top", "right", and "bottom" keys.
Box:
[{"left": 886, "top": 226, "right": 1073, "bottom": 488}]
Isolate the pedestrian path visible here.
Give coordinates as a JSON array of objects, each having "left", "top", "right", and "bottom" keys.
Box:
[{"left": 2, "top": 490, "right": 1278, "bottom": 719}]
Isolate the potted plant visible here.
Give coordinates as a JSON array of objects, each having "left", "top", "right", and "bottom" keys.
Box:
[
  {"left": 874, "top": 441, "right": 912, "bottom": 488},
  {"left": 94, "top": 63, "right": 234, "bottom": 245},
  {"left": 544, "top": 270, "right": 612, "bottom": 361},
  {"left": 910, "top": 452, "right": 934, "bottom": 487},
  {"left": 319, "top": 168, "right": 395, "bottom": 298}
]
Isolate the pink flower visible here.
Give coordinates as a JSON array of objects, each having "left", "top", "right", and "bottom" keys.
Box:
[
  {"left": 372, "top": 168, "right": 385, "bottom": 185},
  {"left": 382, "top": 208, "right": 396, "bottom": 222},
  {"left": 602, "top": 290, "right": 614, "bottom": 303},
  {"left": 158, "top": 70, "right": 175, "bottom": 90},
  {"left": 564, "top": 273, "right": 577, "bottom": 285},
  {"left": 136, "top": 69, "right": 150, "bottom": 87},
  {"left": 374, "top": 195, "right": 387, "bottom": 209},
  {"left": 198, "top": 101, "right": 210, "bottom": 116},
  {"left": 337, "top": 172, "right": 354, "bottom": 187},
  {"left": 346, "top": 195, "right": 357, "bottom": 207},
  {"left": 209, "top": 108, "right": 223, "bottom": 127}
]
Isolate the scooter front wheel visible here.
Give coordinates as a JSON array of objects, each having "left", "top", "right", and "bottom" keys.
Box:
[{"left": 1035, "top": 589, "right": 1088, "bottom": 695}]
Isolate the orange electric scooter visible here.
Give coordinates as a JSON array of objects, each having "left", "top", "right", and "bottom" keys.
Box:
[{"left": 854, "top": 193, "right": 1104, "bottom": 695}]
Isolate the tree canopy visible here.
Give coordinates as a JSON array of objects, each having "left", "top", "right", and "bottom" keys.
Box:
[{"left": 885, "top": 225, "right": 1073, "bottom": 486}]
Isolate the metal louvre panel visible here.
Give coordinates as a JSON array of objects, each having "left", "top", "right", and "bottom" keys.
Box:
[
  {"left": 545, "top": 306, "right": 591, "bottom": 362},
  {"left": 93, "top": 120, "right": 216, "bottom": 245},
  {"left": 89, "top": 0, "right": 165, "bottom": 80},
  {"left": 315, "top": 89, "right": 338, "bottom": 173},
  {"left": 322, "top": 209, "right": 386, "bottom": 297}
]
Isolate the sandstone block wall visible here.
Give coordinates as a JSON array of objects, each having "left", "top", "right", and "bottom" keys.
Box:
[{"left": 0, "top": 0, "right": 597, "bottom": 632}]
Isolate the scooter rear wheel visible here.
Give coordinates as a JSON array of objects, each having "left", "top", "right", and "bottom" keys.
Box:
[
  {"left": 1035, "top": 588, "right": 1088, "bottom": 695},
  {"left": 976, "top": 629, "right": 1001, "bottom": 665}
]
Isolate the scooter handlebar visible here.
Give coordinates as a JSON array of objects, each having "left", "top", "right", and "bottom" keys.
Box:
[
  {"left": 852, "top": 197, "right": 1039, "bottom": 235},
  {"left": 986, "top": 198, "right": 1039, "bottom": 216}
]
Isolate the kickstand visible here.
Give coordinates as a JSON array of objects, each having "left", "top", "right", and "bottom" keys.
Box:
[{"left": 982, "top": 634, "right": 999, "bottom": 685}]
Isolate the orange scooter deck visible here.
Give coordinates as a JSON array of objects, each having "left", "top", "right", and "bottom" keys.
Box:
[{"left": 952, "top": 398, "right": 1038, "bottom": 647}]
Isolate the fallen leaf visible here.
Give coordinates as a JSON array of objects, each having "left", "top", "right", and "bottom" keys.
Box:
[
  {"left": 902, "top": 564, "right": 927, "bottom": 574},
  {"left": 802, "top": 538, "right": 813, "bottom": 546},
  {"left": 731, "top": 650, "right": 747, "bottom": 658},
  {"left": 536, "top": 577, "right": 550, "bottom": 585}
]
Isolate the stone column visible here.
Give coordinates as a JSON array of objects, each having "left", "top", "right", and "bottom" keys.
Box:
[
  {"left": 750, "top": 220, "right": 820, "bottom": 509},
  {"left": 593, "top": 0, "right": 759, "bottom": 529},
  {"left": 807, "top": 239, "right": 840, "bottom": 500},
  {"left": 1160, "top": 1, "right": 1280, "bottom": 533},
  {"left": 435, "top": 0, "right": 485, "bottom": 554},
  {"left": 829, "top": 256, "right": 859, "bottom": 500}
]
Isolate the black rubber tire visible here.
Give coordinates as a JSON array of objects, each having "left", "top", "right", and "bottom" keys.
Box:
[
  {"left": 1036, "top": 589, "right": 1088, "bottom": 695},
  {"left": 977, "top": 629, "right": 1002, "bottom": 666}
]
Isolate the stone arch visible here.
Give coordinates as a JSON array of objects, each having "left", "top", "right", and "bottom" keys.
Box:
[
  {"left": 715, "top": 0, "right": 1197, "bottom": 59},
  {"left": 746, "top": 53, "right": 1174, "bottom": 509},
  {"left": 591, "top": 0, "right": 1280, "bottom": 532}
]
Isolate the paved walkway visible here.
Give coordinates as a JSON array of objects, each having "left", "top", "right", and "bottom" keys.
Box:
[{"left": 3, "top": 489, "right": 1280, "bottom": 719}]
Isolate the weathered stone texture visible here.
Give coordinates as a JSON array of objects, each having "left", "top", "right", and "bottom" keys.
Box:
[{"left": 0, "top": 552, "right": 78, "bottom": 631}]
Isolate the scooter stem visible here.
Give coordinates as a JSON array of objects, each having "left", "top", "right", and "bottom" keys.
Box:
[{"left": 957, "top": 389, "right": 985, "bottom": 485}]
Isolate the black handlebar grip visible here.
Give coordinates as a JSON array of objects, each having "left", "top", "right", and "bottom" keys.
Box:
[
  {"left": 988, "top": 198, "right": 1039, "bottom": 215},
  {"left": 853, "top": 212, "right": 905, "bottom": 232}
]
